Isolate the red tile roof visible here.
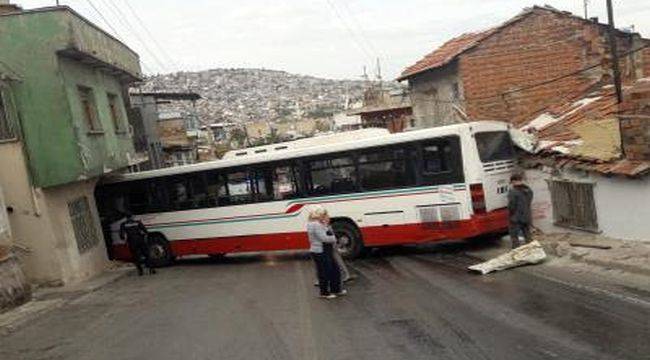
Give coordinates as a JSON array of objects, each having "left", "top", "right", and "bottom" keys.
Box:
[
  {"left": 398, "top": 5, "right": 645, "bottom": 81},
  {"left": 397, "top": 30, "right": 493, "bottom": 81},
  {"left": 521, "top": 81, "right": 650, "bottom": 177}
]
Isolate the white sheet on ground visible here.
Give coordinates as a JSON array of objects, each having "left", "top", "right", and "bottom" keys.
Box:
[{"left": 468, "top": 240, "right": 547, "bottom": 275}]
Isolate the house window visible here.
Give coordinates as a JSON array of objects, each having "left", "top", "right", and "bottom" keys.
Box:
[
  {"left": 451, "top": 82, "right": 461, "bottom": 101},
  {"left": 547, "top": 180, "right": 598, "bottom": 232},
  {"left": 78, "top": 86, "right": 102, "bottom": 132},
  {"left": 0, "top": 88, "right": 16, "bottom": 140},
  {"left": 107, "top": 93, "right": 124, "bottom": 133},
  {"left": 68, "top": 196, "right": 100, "bottom": 253}
]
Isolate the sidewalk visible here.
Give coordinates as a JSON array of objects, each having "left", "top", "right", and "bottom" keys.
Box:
[
  {"left": 466, "top": 232, "right": 650, "bottom": 279},
  {"left": 0, "top": 265, "right": 132, "bottom": 335}
]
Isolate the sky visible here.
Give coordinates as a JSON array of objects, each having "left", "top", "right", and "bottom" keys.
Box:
[{"left": 17, "top": 0, "right": 650, "bottom": 80}]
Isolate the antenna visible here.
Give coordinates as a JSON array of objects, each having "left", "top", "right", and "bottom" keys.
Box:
[{"left": 375, "top": 58, "right": 382, "bottom": 81}]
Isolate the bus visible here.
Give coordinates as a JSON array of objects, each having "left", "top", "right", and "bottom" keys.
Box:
[{"left": 95, "top": 121, "right": 515, "bottom": 266}]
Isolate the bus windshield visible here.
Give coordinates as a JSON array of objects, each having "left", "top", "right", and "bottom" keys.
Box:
[{"left": 474, "top": 131, "right": 514, "bottom": 163}]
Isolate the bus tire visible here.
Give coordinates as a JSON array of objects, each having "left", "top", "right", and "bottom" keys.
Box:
[
  {"left": 146, "top": 233, "right": 174, "bottom": 267},
  {"left": 331, "top": 220, "right": 363, "bottom": 259}
]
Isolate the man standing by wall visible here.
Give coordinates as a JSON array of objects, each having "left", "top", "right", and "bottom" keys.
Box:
[{"left": 508, "top": 174, "right": 534, "bottom": 249}]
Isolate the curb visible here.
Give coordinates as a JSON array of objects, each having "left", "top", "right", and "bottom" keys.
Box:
[
  {"left": 576, "top": 257, "right": 650, "bottom": 277},
  {"left": 0, "top": 267, "right": 132, "bottom": 335}
]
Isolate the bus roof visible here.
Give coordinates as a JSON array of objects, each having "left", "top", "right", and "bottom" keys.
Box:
[
  {"left": 222, "top": 128, "right": 390, "bottom": 160},
  {"left": 105, "top": 121, "right": 510, "bottom": 183}
]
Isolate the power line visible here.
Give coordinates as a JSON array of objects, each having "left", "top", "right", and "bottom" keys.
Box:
[
  {"left": 324, "top": 0, "right": 375, "bottom": 65},
  {"left": 121, "top": 0, "right": 180, "bottom": 70},
  {"left": 96, "top": 0, "right": 168, "bottom": 74},
  {"left": 84, "top": 0, "right": 123, "bottom": 41},
  {"left": 336, "top": 0, "right": 383, "bottom": 62}
]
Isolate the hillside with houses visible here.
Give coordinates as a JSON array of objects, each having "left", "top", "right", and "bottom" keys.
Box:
[{"left": 139, "top": 68, "right": 369, "bottom": 125}]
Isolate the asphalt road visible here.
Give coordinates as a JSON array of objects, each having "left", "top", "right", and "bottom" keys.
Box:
[{"left": 1, "top": 244, "right": 649, "bottom": 360}]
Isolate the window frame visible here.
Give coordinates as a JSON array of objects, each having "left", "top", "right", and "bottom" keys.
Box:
[
  {"left": 107, "top": 92, "right": 126, "bottom": 134},
  {"left": 0, "top": 86, "right": 17, "bottom": 142},
  {"left": 77, "top": 85, "right": 103, "bottom": 134}
]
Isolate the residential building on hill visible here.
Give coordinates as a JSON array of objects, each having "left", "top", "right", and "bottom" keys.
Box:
[
  {"left": 0, "top": 4, "right": 142, "bottom": 285},
  {"left": 399, "top": 5, "right": 650, "bottom": 128},
  {"left": 348, "top": 85, "right": 413, "bottom": 133},
  {"left": 399, "top": 5, "right": 650, "bottom": 242}
]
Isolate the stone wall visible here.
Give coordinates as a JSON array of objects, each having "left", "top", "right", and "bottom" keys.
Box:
[
  {"left": 408, "top": 61, "right": 465, "bottom": 127},
  {"left": 0, "top": 252, "right": 30, "bottom": 312}
]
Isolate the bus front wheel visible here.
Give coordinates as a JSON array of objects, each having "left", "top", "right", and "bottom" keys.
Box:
[
  {"left": 146, "top": 233, "right": 174, "bottom": 267},
  {"left": 331, "top": 220, "right": 363, "bottom": 259}
]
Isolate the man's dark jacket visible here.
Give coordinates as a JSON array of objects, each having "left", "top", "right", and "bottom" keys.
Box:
[{"left": 508, "top": 184, "right": 533, "bottom": 224}]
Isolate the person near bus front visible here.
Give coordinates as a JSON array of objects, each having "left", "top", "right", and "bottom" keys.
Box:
[
  {"left": 119, "top": 213, "right": 156, "bottom": 276},
  {"left": 307, "top": 205, "right": 346, "bottom": 299},
  {"left": 316, "top": 215, "right": 356, "bottom": 286},
  {"left": 508, "top": 173, "right": 534, "bottom": 249}
]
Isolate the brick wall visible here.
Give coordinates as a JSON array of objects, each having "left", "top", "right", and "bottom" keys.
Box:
[
  {"left": 620, "top": 117, "right": 650, "bottom": 160},
  {"left": 620, "top": 84, "right": 650, "bottom": 161},
  {"left": 459, "top": 11, "right": 632, "bottom": 127},
  {"left": 643, "top": 47, "right": 650, "bottom": 78}
]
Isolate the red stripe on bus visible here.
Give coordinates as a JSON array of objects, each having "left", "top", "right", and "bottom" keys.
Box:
[
  {"left": 144, "top": 188, "right": 455, "bottom": 228},
  {"left": 112, "top": 209, "right": 508, "bottom": 261}
]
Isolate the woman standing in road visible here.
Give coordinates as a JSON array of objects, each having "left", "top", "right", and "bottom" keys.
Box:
[{"left": 307, "top": 205, "right": 347, "bottom": 299}]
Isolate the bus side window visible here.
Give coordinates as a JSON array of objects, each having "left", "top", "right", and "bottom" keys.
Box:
[
  {"left": 168, "top": 177, "right": 191, "bottom": 210},
  {"left": 126, "top": 181, "right": 148, "bottom": 215},
  {"left": 358, "top": 147, "right": 417, "bottom": 190},
  {"left": 148, "top": 178, "right": 170, "bottom": 213},
  {"left": 206, "top": 172, "right": 228, "bottom": 207},
  {"left": 420, "top": 137, "right": 464, "bottom": 185},
  {"left": 226, "top": 171, "right": 253, "bottom": 205},
  {"left": 273, "top": 165, "right": 299, "bottom": 200},
  {"left": 307, "top": 155, "right": 356, "bottom": 195},
  {"left": 252, "top": 168, "right": 274, "bottom": 202}
]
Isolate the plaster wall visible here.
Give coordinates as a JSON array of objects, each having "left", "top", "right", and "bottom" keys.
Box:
[{"left": 526, "top": 167, "right": 650, "bottom": 241}]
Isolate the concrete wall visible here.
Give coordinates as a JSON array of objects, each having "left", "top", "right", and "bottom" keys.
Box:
[
  {"left": 408, "top": 61, "right": 465, "bottom": 128},
  {"left": 0, "top": 8, "right": 139, "bottom": 188},
  {"left": 0, "top": 141, "right": 62, "bottom": 284},
  {"left": 42, "top": 179, "right": 110, "bottom": 285},
  {"left": 527, "top": 167, "right": 650, "bottom": 241},
  {"left": 59, "top": 57, "right": 135, "bottom": 176},
  {"left": 0, "top": 141, "right": 109, "bottom": 285}
]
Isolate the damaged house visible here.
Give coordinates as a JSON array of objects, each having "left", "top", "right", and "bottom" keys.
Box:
[
  {"left": 399, "top": 5, "right": 650, "bottom": 241},
  {"left": 0, "top": 4, "right": 142, "bottom": 285}
]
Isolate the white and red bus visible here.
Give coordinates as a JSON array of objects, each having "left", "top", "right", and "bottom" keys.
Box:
[{"left": 96, "top": 121, "right": 515, "bottom": 266}]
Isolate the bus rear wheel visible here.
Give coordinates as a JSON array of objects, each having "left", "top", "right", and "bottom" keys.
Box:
[
  {"left": 146, "top": 233, "right": 174, "bottom": 267},
  {"left": 331, "top": 220, "right": 363, "bottom": 259}
]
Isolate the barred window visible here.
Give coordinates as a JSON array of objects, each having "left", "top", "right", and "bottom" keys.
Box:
[
  {"left": 68, "top": 196, "right": 100, "bottom": 253},
  {"left": 0, "top": 88, "right": 16, "bottom": 140},
  {"left": 547, "top": 180, "right": 598, "bottom": 232}
]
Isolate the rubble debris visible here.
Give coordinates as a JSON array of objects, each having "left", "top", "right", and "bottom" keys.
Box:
[
  {"left": 468, "top": 240, "right": 547, "bottom": 275},
  {"left": 568, "top": 242, "right": 612, "bottom": 250}
]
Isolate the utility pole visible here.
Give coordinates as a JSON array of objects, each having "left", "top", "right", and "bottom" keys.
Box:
[{"left": 606, "top": 0, "right": 623, "bottom": 103}]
